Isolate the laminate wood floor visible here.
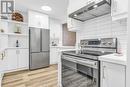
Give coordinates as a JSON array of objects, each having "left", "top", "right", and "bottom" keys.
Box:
[{"left": 2, "top": 65, "right": 58, "bottom": 87}]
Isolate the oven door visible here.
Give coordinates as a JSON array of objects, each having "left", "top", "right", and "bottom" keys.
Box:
[{"left": 61, "top": 55, "right": 99, "bottom": 87}]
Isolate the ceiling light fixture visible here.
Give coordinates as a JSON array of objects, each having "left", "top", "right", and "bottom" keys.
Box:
[
  {"left": 74, "top": 14, "right": 77, "bottom": 17},
  {"left": 41, "top": 6, "right": 52, "bottom": 11},
  {"left": 93, "top": 5, "right": 98, "bottom": 8}
]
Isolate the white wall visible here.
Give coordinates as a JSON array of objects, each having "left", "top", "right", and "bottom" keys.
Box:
[
  {"left": 126, "top": 1, "right": 130, "bottom": 87},
  {"left": 76, "top": 14, "right": 127, "bottom": 55},
  {"left": 50, "top": 18, "right": 62, "bottom": 46}
]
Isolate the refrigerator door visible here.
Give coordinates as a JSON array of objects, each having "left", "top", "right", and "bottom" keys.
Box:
[
  {"left": 42, "top": 29, "right": 50, "bottom": 52},
  {"left": 30, "top": 52, "right": 49, "bottom": 70},
  {"left": 29, "top": 27, "right": 41, "bottom": 52}
]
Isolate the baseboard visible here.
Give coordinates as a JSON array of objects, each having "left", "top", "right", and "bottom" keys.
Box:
[
  {"left": 1, "top": 73, "right": 4, "bottom": 79},
  {"left": 0, "top": 73, "right": 4, "bottom": 87},
  {"left": 5, "top": 67, "right": 29, "bottom": 74}
]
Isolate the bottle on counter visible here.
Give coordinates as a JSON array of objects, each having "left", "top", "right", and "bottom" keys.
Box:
[
  {"left": 76, "top": 43, "right": 81, "bottom": 54},
  {"left": 16, "top": 40, "right": 19, "bottom": 47}
]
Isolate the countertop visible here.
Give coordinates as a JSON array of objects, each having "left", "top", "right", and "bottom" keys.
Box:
[
  {"left": 99, "top": 53, "right": 127, "bottom": 66},
  {"left": 59, "top": 49, "right": 76, "bottom": 52},
  {"left": 50, "top": 46, "right": 75, "bottom": 49}
]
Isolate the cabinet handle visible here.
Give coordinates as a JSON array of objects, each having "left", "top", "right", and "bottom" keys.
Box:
[
  {"left": 1, "top": 51, "right": 6, "bottom": 60},
  {"left": 3, "top": 51, "right": 5, "bottom": 58},
  {"left": 103, "top": 66, "right": 106, "bottom": 79},
  {"left": 1, "top": 53, "right": 4, "bottom": 60}
]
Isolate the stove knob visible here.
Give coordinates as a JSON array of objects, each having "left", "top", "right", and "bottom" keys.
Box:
[
  {"left": 81, "top": 43, "right": 84, "bottom": 45},
  {"left": 102, "top": 42, "right": 106, "bottom": 45},
  {"left": 85, "top": 42, "right": 88, "bottom": 45},
  {"left": 108, "top": 42, "right": 112, "bottom": 45}
]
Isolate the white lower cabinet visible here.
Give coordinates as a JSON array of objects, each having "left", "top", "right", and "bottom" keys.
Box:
[
  {"left": 50, "top": 48, "right": 59, "bottom": 64},
  {"left": 7, "top": 49, "right": 18, "bottom": 71},
  {"left": 6, "top": 49, "right": 29, "bottom": 72},
  {"left": 18, "top": 49, "right": 29, "bottom": 69},
  {"left": 101, "top": 61, "right": 126, "bottom": 87},
  {"left": 0, "top": 51, "right": 6, "bottom": 87}
]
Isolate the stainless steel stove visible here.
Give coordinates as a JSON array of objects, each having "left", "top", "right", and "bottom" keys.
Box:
[{"left": 61, "top": 38, "right": 117, "bottom": 87}]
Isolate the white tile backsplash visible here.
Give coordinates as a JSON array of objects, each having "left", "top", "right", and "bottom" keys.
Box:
[{"left": 76, "top": 14, "right": 127, "bottom": 54}]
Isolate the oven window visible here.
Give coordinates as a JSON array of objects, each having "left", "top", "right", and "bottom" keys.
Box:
[{"left": 62, "top": 59, "right": 98, "bottom": 87}]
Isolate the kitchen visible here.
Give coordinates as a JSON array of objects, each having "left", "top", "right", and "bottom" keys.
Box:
[{"left": 0, "top": 0, "right": 129, "bottom": 87}]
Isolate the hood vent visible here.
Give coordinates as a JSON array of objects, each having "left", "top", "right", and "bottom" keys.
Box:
[{"left": 69, "top": 0, "right": 111, "bottom": 22}]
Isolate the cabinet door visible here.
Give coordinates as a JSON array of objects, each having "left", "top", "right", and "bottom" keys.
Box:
[
  {"left": 18, "top": 49, "right": 29, "bottom": 69},
  {"left": 68, "top": 0, "right": 88, "bottom": 14},
  {"left": 7, "top": 49, "right": 18, "bottom": 71},
  {"left": 50, "top": 48, "right": 59, "bottom": 64},
  {"left": 40, "top": 14, "right": 49, "bottom": 29},
  {"left": 0, "top": 50, "right": 7, "bottom": 73},
  {"left": 0, "top": 35, "right": 8, "bottom": 49},
  {"left": 28, "top": 11, "right": 39, "bottom": 28},
  {"left": 101, "top": 62, "right": 126, "bottom": 87},
  {"left": 28, "top": 10, "right": 49, "bottom": 29},
  {"left": 111, "top": 0, "right": 128, "bottom": 20}
]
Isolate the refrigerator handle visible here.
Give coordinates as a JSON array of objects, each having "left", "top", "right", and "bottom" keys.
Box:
[
  {"left": 29, "top": 29, "right": 32, "bottom": 53},
  {"left": 29, "top": 29, "right": 31, "bottom": 52},
  {"left": 40, "top": 29, "right": 42, "bottom": 52}
]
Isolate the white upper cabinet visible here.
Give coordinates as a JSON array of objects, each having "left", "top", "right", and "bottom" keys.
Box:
[
  {"left": 111, "top": 0, "right": 128, "bottom": 21},
  {"left": 67, "top": 0, "right": 85, "bottom": 31},
  {"left": 28, "top": 10, "right": 49, "bottom": 29},
  {"left": 68, "top": 0, "right": 96, "bottom": 14},
  {"left": 68, "top": 0, "right": 87, "bottom": 14},
  {"left": 101, "top": 62, "right": 126, "bottom": 87}
]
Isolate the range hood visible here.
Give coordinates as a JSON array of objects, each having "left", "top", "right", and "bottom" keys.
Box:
[{"left": 69, "top": 0, "right": 111, "bottom": 22}]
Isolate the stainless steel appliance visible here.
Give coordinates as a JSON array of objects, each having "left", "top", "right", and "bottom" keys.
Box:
[
  {"left": 61, "top": 38, "right": 117, "bottom": 87},
  {"left": 69, "top": 0, "right": 111, "bottom": 22},
  {"left": 29, "top": 27, "right": 50, "bottom": 70}
]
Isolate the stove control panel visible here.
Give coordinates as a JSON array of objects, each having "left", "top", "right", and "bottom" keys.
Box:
[{"left": 80, "top": 38, "right": 117, "bottom": 48}]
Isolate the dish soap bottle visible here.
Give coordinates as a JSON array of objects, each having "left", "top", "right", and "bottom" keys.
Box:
[{"left": 16, "top": 40, "right": 19, "bottom": 47}]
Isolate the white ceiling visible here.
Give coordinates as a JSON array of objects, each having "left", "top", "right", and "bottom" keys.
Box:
[{"left": 15, "top": 0, "right": 68, "bottom": 23}]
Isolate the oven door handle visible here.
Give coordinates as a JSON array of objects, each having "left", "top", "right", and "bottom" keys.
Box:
[
  {"left": 62, "top": 56, "right": 77, "bottom": 63},
  {"left": 76, "top": 59, "right": 98, "bottom": 69},
  {"left": 62, "top": 56, "right": 98, "bottom": 69}
]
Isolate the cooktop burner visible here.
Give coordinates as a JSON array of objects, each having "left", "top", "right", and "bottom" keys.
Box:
[
  {"left": 62, "top": 50, "right": 113, "bottom": 60},
  {"left": 63, "top": 50, "right": 113, "bottom": 56},
  {"left": 62, "top": 38, "right": 117, "bottom": 60}
]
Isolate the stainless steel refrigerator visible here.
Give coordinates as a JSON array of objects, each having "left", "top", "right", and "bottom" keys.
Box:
[{"left": 29, "top": 27, "right": 50, "bottom": 70}]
